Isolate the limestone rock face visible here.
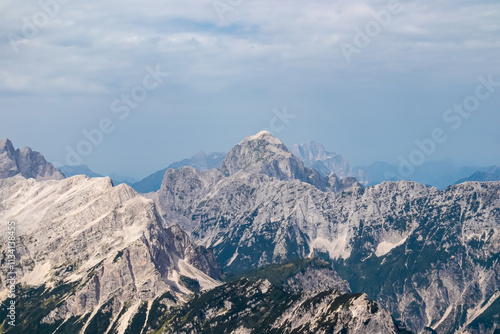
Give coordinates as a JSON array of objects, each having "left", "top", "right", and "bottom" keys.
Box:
[
  {"left": 292, "top": 141, "right": 352, "bottom": 178},
  {"left": 219, "top": 131, "right": 358, "bottom": 192},
  {"left": 0, "top": 175, "right": 222, "bottom": 333},
  {"left": 0, "top": 138, "right": 64, "bottom": 181},
  {"left": 220, "top": 131, "right": 308, "bottom": 180},
  {"left": 155, "top": 131, "right": 500, "bottom": 334}
]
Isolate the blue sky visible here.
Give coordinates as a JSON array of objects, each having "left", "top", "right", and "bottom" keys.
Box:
[{"left": 1, "top": 0, "right": 499, "bottom": 178}]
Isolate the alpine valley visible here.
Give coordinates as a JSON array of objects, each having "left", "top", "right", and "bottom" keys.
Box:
[{"left": 0, "top": 133, "right": 498, "bottom": 334}]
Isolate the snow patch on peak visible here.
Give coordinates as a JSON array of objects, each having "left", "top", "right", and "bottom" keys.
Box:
[
  {"left": 241, "top": 131, "right": 281, "bottom": 144},
  {"left": 375, "top": 237, "right": 407, "bottom": 257},
  {"left": 226, "top": 247, "right": 239, "bottom": 267},
  {"left": 309, "top": 236, "right": 350, "bottom": 260}
]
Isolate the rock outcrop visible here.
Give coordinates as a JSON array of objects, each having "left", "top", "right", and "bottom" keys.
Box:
[{"left": 0, "top": 138, "right": 64, "bottom": 181}]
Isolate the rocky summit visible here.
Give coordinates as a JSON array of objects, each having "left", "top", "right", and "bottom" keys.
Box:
[{"left": 0, "top": 138, "right": 64, "bottom": 181}]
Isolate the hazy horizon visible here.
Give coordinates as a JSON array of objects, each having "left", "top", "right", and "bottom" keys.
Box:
[
  {"left": 1, "top": 0, "right": 499, "bottom": 178},
  {"left": 0, "top": 133, "right": 495, "bottom": 181}
]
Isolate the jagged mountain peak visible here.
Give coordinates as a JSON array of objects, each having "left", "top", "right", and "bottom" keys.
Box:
[
  {"left": 0, "top": 138, "right": 15, "bottom": 154},
  {"left": 192, "top": 151, "right": 208, "bottom": 159},
  {"left": 240, "top": 130, "right": 282, "bottom": 144},
  {"left": 0, "top": 137, "right": 64, "bottom": 181},
  {"left": 292, "top": 140, "right": 332, "bottom": 161},
  {"left": 220, "top": 131, "right": 307, "bottom": 179},
  {"left": 291, "top": 140, "right": 360, "bottom": 182},
  {"left": 236, "top": 130, "right": 289, "bottom": 155},
  {"left": 19, "top": 145, "right": 32, "bottom": 154},
  {"left": 218, "top": 132, "right": 362, "bottom": 193}
]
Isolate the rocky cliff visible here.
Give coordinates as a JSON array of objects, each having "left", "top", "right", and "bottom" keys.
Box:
[
  {"left": 0, "top": 175, "right": 222, "bottom": 333},
  {"left": 154, "top": 132, "right": 500, "bottom": 334},
  {"left": 0, "top": 138, "right": 64, "bottom": 181}
]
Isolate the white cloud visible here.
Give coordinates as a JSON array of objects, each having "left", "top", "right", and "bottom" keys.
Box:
[
  {"left": 1, "top": 0, "right": 498, "bottom": 96},
  {"left": 1, "top": 0, "right": 500, "bottom": 178}
]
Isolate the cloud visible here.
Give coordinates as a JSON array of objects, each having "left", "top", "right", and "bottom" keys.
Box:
[
  {"left": 0, "top": 0, "right": 499, "bottom": 175},
  {"left": 0, "top": 0, "right": 497, "bottom": 96}
]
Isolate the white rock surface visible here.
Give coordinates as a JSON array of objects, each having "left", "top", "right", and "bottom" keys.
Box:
[
  {"left": 0, "top": 175, "right": 222, "bottom": 332},
  {"left": 155, "top": 132, "right": 500, "bottom": 334}
]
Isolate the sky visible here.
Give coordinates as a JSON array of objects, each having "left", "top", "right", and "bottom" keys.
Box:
[{"left": 1, "top": 0, "right": 499, "bottom": 179}]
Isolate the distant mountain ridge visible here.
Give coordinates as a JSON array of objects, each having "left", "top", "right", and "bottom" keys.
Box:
[
  {"left": 290, "top": 140, "right": 491, "bottom": 189},
  {"left": 355, "top": 159, "right": 480, "bottom": 189},
  {"left": 456, "top": 166, "right": 500, "bottom": 184},
  {"left": 58, "top": 164, "right": 104, "bottom": 178},
  {"left": 291, "top": 141, "right": 360, "bottom": 179},
  {"left": 0, "top": 138, "right": 64, "bottom": 181},
  {"left": 58, "top": 164, "right": 138, "bottom": 186},
  {"left": 131, "top": 151, "right": 225, "bottom": 193},
  {"left": 58, "top": 139, "right": 495, "bottom": 195}
]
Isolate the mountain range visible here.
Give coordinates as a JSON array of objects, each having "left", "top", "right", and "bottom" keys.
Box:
[
  {"left": 456, "top": 166, "right": 500, "bottom": 184},
  {"left": 131, "top": 151, "right": 225, "bottom": 193},
  {"left": 291, "top": 141, "right": 491, "bottom": 189},
  {"left": 0, "top": 133, "right": 498, "bottom": 333},
  {"left": 58, "top": 165, "right": 138, "bottom": 186},
  {"left": 49, "top": 138, "right": 496, "bottom": 194},
  {"left": 137, "top": 141, "right": 496, "bottom": 192},
  {"left": 153, "top": 131, "right": 499, "bottom": 333}
]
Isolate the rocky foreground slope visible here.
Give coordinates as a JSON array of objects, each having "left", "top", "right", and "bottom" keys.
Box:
[
  {"left": 160, "top": 278, "right": 405, "bottom": 334},
  {"left": 0, "top": 175, "right": 221, "bottom": 333},
  {"left": 143, "top": 259, "right": 407, "bottom": 334},
  {"left": 154, "top": 131, "right": 500, "bottom": 334}
]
